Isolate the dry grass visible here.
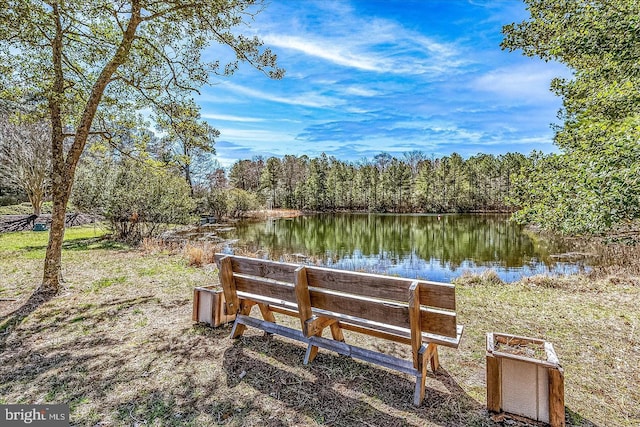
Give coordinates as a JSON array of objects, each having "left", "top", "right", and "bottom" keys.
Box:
[{"left": 0, "top": 229, "right": 638, "bottom": 426}]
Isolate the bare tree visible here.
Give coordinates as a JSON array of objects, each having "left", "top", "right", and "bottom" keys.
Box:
[{"left": 0, "top": 116, "right": 50, "bottom": 215}]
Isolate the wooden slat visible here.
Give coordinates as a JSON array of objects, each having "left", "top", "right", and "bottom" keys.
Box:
[
  {"left": 233, "top": 275, "right": 297, "bottom": 304},
  {"left": 219, "top": 256, "right": 240, "bottom": 315},
  {"left": 423, "top": 324, "right": 464, "bottom": 348},
  {"left": 548, "top": 367, "right": 566, "bottom": 427},
  {"left": 420, "top": 308, "right": 458, "bottom": 338},
  {"left": 305, "top": 265, "right": 456, "bottom": 310},
  {"left": 309, "top": 288, "right": 411, "bottom": 329},
  {"left": 269, "top": 305, "right": 299, "bottom": 317},
  {"left": 408, "top": 282, "right": 422, "bottom": 368},
  {"left": 305, "top": 266, "right": 412, "bottom": 300},
  {"left": 486, "top": 353, "right": 501, "bottom": 412},
  {"left": 215, "top": 253, "right": 298, "bottom": 283},
  {"left": 339, "top": 321, "right": 411, "bottom": 344},
  {"left": 418, "top": 282, "right": 456, "bottom": 311},
  {"left": 236, "top": 291, "right": 298, "bottom": 311}
]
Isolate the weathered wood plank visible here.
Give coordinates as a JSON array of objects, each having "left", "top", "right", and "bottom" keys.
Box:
[
  {"left": 192, "top": 287, "right": 200, "bottom": 322},
  {"left": 408, "top": 282, "right": 422, "bottom": 369},
  {"left": 486, "top": 353, "right": 501, "bottom": 412},
  {"left": 339, "top": 321, "right": 412, "bottom": 344},
  {"left": 294, "top": 266, "right": 314, "bottom": 335},
  {"left": 420, "top": 308, "right": 458, "bottom": 338},
  {"left": 234, "top": 275, "right": 297, "bottom": 304},
  {"left": 548, "top": 367, "right": 565, "bottom": 427},
  {"left": 219, "top": 256, "right": 240, "bottom": 316},
  {"left": 215, "top": 253, "right": 298, "bottom": 283},
  {"left": 423, "top": 324, "right": 464, "bottom": 348},
  {"left": 418, "top": 282, "right": 456, "bottom": 310},
  {"left": 309, "top": 288, "right": 411, "bottom": 329},
  {"left": 305, "top": 265, "right": 456, "bottom": 310}
]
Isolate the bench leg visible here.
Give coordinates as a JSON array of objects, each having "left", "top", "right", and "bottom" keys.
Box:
[
  {"left": 426, "top": 343, "right": 440, "bottom": 372},
  {"left": 329, "top": 322, "right": 344, "bottom": 342},
  {"left": 304, "top": 330, "right": 324, "bottom": 364},
  {"left": 257, "top": 303, "right": 276, "bottom": 336},
  {"left": 230, "top": 301, "right": 255, "bottom": 339},
  {"left": 413, "top": 346, "right": 428, "bottom": 406}
]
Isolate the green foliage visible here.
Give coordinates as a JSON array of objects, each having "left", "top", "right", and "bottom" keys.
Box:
[
  {"left": 503, "top": 0, "right": 640, "bottom": 234},
  {"left": 73, "top": 157, "right": 195, "bottom": 242},
  {"left": 227, "top": 188, "right": 260, "bottom": 218},
  {"left": 0, "top": 0, "right": 283, "bottom": 289},
  {"left": 206, "top": 188, "right": 229, "bottom": 219},
  {"left": 224, "top": 152, "right": 527, "bottom": 214}
]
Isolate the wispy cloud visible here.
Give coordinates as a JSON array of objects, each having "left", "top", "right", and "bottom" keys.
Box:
[
  {"left": 221, "top": 82, "right": 343, "bottom": 108},
  {"left": 202, "top": 113, "right": 265, "bottom": 123},
  {"left": 261, "top": 9, "right": 467, "bottom": 77}
]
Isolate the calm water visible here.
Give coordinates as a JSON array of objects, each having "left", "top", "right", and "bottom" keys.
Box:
[{"left": 217, "top": 213, "right": 591, "bottom": 282}]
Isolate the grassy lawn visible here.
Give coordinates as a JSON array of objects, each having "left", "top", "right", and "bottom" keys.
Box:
[{"left": 0, "top": 227, "right": 638, "bottom": 426}]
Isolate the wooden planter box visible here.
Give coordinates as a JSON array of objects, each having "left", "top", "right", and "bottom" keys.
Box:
[
  {"left": 192, "top": 286, "right": 235, "bottom": 327},
  {"left": 486, "top": 333, "right": 565, "bottom": 427}
]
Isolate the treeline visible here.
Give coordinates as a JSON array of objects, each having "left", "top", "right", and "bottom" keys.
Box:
[{"left": 210, "top": 151, "right": 529, "bottom": 214}]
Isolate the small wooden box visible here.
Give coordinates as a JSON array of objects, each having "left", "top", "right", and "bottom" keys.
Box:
[
  {"left": 486, "top": 333, "right": 565, "bottom": 427},
  {"left": 192, "top": 286, "right": 235, "bottom": 327}
]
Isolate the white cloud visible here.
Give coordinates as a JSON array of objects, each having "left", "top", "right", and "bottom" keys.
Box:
[
  {"left": 222, "top": 82, "right": 343, "bottom": 108},
  {"left": 261, "top": 12, "right": 467, "bottom": 77},
  {"left": 344, "top": 86, "right": 382, "bottom": 97},
  {"left": 472, "top": 63, "right": 571, "bottom": 102},
  {"left": 220, "top": 128, "right": 294, "bottom": 142},
  {"left": 202, "top": 113, "right": 265, "bottom": 122},
  {"left": 263, "top": 34, "right": 381, "bottom": 72}
]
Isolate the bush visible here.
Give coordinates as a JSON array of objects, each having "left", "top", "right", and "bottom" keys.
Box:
[
  {"left": 73, "top": 158, "right": 195, "bottom": 242},
  {"left": 227, "top": 188, "right": 259, "bottom": 218}
]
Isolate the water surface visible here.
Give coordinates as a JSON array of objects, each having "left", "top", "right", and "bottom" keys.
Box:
[{"left": 217, "top": 213, "right": 591, "bottom": 282}]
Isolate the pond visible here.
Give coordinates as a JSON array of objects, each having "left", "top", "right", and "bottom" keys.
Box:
[{"left": 214, "top": 213, "right": 593, "bottom": 282}]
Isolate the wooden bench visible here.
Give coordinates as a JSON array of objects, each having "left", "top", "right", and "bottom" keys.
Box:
[{"left": 214, "top": 253, "right": 463, "bottom": 405}]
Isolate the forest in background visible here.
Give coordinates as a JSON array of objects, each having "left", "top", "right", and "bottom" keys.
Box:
[{"left": 213, "top": 151, "right": 528, "bottom": 214}]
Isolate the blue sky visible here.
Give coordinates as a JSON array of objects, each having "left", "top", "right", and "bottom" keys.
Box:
[{"left": 196, "top": 0, "right": 571, "bottom": 166}]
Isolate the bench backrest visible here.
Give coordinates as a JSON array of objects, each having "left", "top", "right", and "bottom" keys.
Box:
[{"left": 215, "top": 254, "right": 458, "bottom": 339}]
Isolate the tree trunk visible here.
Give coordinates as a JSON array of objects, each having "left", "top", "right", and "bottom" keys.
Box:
[
  {"left": 40, "top": 2, "right": 142, "bottom": 294},
  {"left": 42, "top": 186, "right": 67, "bottom": 291}
]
